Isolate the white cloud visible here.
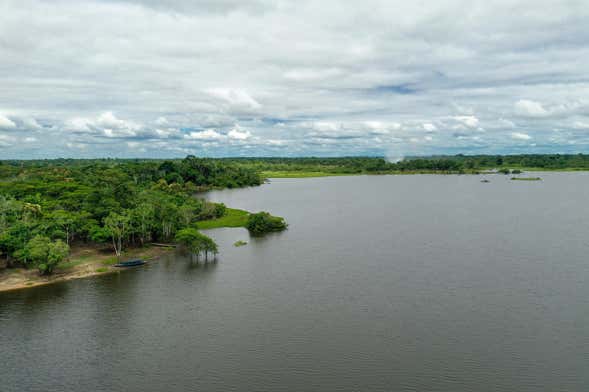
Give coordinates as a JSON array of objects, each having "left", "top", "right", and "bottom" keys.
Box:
[
  {"left": 0, "top": 134, "right": 15, "bottom": 146},
  {"left": 155, "top": 116, "right": 168, "bottom": 125},
  {"left": 573, "top": 121, "right": 589, "bottom": 129},
  {"left": 205, "top": 88, "right": 261, "bottom": 111},
  {"left": 21, "top": 117, "right": 42, "bottom": 130},
  {"left": 514, "top": 100, "right": 550, "bottom": 117},
  {"left": 96, "top": 112, "right": 140, "bottom": 133},
  {"left": 0, "top": 115, "right": 16, "bottom": 130},
  {"left": 227, "top": 125, "right": 252, "bottom": 140},
  {"left": 423, "top": 123, "right": 437, "bottom": 132},
  {"left": 184, "top": 129, "right": 224, "bottom": 140},
  {"left": 65, "top": 112, "right": 141, "bottom": 138},
  {"left": 511, "top": 132, "right": 532, "bottom": 140},
  {"left": 284, "top": 68, "right": 343, "bottom": 81},
  {"left": 452, "top": 116, "right": 479, "bottom": 128},
  {"left": 363, "top": 121, "right": 401, "bottom": 134},
  {"left": 309, "top": 122, "right": 341, "bottom": 132}
]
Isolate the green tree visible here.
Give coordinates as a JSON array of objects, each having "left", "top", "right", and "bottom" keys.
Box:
[
  {"left": 246, "top": 212, "right": 287, "bottom": 236},
  {"left": 104, "top": 211, "right": 130, "bottom": 256},
  {"left": 43, "top": 240, "right": 70, "bottom": 275},
  {"left": 175, "top": 228, "right": 218, "bottom": 262},
  {"left": 131, "top": 202, "right": 155, "bottom": 245},
  {"left": 22, "top": 236, "right": 69, "bottom": 274}
]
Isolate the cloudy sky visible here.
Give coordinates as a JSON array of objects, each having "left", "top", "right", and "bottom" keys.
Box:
[{"left": 1, "top": 0, "right": 589, "bottom": 158}]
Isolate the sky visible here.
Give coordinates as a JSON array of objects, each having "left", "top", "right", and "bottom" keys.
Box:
[{"left": 1, "top": 0, "right": 589, "bottom": 159}]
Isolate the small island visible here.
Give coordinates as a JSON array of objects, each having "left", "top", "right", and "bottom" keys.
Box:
[{"left": 511, "top": 177, "right": 542, "bottom": 181}]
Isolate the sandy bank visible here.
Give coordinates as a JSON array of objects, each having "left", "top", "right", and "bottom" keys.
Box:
[{"left": 0, "top": 245, "right": 173, "bottom": 293}]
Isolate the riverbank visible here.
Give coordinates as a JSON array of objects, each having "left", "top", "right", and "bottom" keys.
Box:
[
  {"left": 262, "top": 168, "right": 589, "bottom": 178},
  {"left": 0, "top": 245, "right": 173, "bottom": 293}
]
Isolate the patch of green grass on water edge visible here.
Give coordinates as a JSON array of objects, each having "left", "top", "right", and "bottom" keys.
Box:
[
  {"left": 196, "top": 208, "right": 250, "bottom": 229},
  {"left": 262, "top": 171, "right": 353, "bottom": 178}
]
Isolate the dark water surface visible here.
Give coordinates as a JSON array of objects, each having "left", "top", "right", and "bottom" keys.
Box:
[{"left": 2, "top": 174, "right": 589, "bottom": 391}]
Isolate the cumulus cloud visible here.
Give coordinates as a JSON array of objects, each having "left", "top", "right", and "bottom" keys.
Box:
[
  {"left": 514, "top": 100, "right": 550, "bottom": 117},
  {"left": 205, "top": 88, "right": 261, "bottom": 111},
  {"left": 423, "top": 123, "right": 437, "bottom": 132},
  {"left": 363, "top": 121, "right": 401, "bottom": 135},
  {"left": 573, "top": 121, "right": 589, "bottom": 129},
  {"left": 184, "top": 129, "right": 224, "bottom": 140},
  {"left": 452, "top": 116, "right": 479, "bottom": 129},
  {"left": 227, "top": 125, "right": 252, "bottom": 140},
  {"left": 65, "top": 112, "right": 141, "bottom": 138},
  {"left": 0, "top": 134, "right": 16, "bottom": 147},
  {"left": 511, "top": 132, "right": 532, "bottom": 140},
  {"left": 0, "top": 115, "right": 16, "bottom": 130}
]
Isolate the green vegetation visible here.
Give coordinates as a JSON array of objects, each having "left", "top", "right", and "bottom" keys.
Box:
[
  {"left": 511, "top": 177, "right": 542, "bottom": 181},
  {"left": 234, "top": 240, "right": 248, "bottom": 247},
  {"left": 0, "top": 157, "right": 263, "bottom": 274},
  {"left": 19, "top": 236, "right": 70, "bottom": 275},
  {"left": 196, "top": 208, "right": 250, "bottom": 229},
  {"left": 246, "top": 212, "right": 288, "bottom": 236},
  {"left": 221, "top": 154, "right": 589, "bottom": 177},
  {"left": 95, "top": 267, "right": 108, "bottom": 273},
  {"left": 101, "top": 257, "right": 120, "bottom": 266},
  {"left": 175, "top": 228, "right": 218, "bottom": 261},
  {"left": 262, "top": 171, "right": 352, "bottom": 178}
]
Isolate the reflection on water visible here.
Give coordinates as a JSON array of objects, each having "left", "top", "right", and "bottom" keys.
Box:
[{"left": 2, "top": 173, "right": 589, "bottom": 392}]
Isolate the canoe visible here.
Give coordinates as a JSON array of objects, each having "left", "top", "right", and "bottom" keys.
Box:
[{"left": 114, "top": 259, "right": 146, "bottom": 267}]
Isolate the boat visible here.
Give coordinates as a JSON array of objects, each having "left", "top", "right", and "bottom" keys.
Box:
[
  {"left": 114, "top": 259, "right": 146, "bottom": 267},
  {"left": 480, "top": 179, "right": 490, "bottom": 183}
]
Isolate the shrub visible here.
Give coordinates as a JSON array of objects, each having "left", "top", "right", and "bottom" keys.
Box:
[{"left": 246, "top": 212, "right": 287, "bottom": 236}]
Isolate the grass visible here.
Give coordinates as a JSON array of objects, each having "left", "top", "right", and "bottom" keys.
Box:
[
  {"left": 101, "top": 257, "right": 119, "bottom": 266},
  {"left": 95, "top": 267, "right": 109, "bottom": 273},
  {"left": 234, "top": 240, "right": 248, "bottom": 247},
  {"left": 57, "top": 254, "right": 95, "bottom": 270},
  {"left": 196, "top": 208, "right": 250, "bottom": 229},
  {"left": 511, "top": 177, "right": 542, "bottom": 181}
]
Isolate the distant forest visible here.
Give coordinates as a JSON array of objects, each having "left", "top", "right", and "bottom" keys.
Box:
[
  {"left": 219, "top": 154, "right": 589, "bottom": 173},
  {"left": 3, "top": 154, "right": 589, "bottom": 176}
]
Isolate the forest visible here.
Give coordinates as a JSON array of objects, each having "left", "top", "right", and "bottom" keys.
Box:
[
  {"left": 222, "top": 154, "right": 589, "bottom": 175},
  {"left": 0, "top": 156, "right": 282, "bottom": 274}
]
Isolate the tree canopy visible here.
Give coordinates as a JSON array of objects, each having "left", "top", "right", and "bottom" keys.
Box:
[{"left": 0, "top": 157, "right": 261, "bottom": 273}]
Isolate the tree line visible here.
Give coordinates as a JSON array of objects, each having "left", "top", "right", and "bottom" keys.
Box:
[{"left": 216, "top": 154, "right": 589, "bottom": 173}]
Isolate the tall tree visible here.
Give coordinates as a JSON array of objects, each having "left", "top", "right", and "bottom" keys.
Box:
[{"left": 104, "top": 211, "right": 130, "bottom": 256}]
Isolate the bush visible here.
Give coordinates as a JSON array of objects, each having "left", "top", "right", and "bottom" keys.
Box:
[{"left": 246, "top": 212, "right": 287, "bottom": 236}]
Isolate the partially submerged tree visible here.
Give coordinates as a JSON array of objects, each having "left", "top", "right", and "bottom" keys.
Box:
[{"left": 175, "top": 228, "right": 218, "bottom": 262}]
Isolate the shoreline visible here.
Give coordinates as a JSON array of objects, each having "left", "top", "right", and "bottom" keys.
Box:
[
  {"left": 0, "top": 245, "right": 174, "bottom": 293},
  {"left": 263, "top": 168, "right": 589, "bottom": 178}
]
